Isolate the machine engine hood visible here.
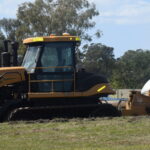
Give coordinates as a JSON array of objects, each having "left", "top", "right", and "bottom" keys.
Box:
[{"left": 0, "top": 67, "right": 26, "bottom": 87}]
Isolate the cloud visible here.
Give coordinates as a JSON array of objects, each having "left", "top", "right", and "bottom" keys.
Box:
[
  {"left": 92, "top": 0, "right": 150, "bottom": 25},
  {"left": 0, "top": 0, "right": 150, "bottom": 25},
  {"left": 90, "top": 0, "right": 116, "bottom": 6}
]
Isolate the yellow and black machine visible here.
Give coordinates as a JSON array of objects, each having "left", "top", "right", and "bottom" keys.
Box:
[{"left": 0, "top": 33, "right": 119, "bottom": 121}]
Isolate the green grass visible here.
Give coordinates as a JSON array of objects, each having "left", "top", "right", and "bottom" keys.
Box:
[{"left": 0, "top": 116, "right": 150, "bottom": 150}]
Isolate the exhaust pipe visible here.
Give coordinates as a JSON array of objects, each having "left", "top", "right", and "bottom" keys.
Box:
[
  {"left": 1, "top": 40, "right": 11, "bottom": 67},
  {"left": 1, "top": 52, "right": 11, "bottom": 67},
  {"left": 3, "top": 40, "right": 9, "bottom": 52},
  {"left": 11, "top": 42, "right": 19, "bottom": 66},
  {"left": 1, "top": 40, "right": 19, "bottom": 67}
]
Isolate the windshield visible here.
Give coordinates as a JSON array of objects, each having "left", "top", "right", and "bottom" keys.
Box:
[
  {"left": 22, "top": 46, "right": 41, "bottom": 73},
  {"left": 39, "top": 42, "right": 74, "bottom": 72},
  {"left": 22, "top": 42, "right": 75, "bottom": 73}
]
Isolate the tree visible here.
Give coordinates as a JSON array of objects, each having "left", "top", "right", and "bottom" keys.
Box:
[
  {"left": 0, "top": 18, "right": 20, "bottom": 41},
  {"left": 0, "top": 31, "right": 5, "bottom": 40},
  {"left": 111, "top": 49, "right": 150, "bottom": 89},
  {"left": 0, "top": 31, "right": 5, "bottom": 49},
  {"left": 0, "top": 31, "right": 5, "bottom": 65},
  {"left": 0, "top": 31, "right": 5, "bottom": 51},
  {"left": 16, "top": 0, "right": 100, "bottom": 41},
  {"left": 82, "top": 43, "right": 115, "bottom": 79}
]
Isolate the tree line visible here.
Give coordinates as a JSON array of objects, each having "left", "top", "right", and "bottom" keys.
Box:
[
  {"left": 83, "top": 46, "right": 150, "bottom": 89},
  {"left": 0, "top": 0, "right": 149, "bottom": 89}
]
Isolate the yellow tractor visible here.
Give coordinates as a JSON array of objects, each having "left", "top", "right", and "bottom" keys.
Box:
[{"left": 0, "top": 33, "right": 119, "bottom": 121}]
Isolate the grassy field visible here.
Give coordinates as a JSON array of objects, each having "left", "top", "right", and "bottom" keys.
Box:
[{"left": 0, "top": 116, "right": 150, "bottom": 150}]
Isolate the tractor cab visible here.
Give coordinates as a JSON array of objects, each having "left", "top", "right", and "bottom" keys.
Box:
[{"left": 22, "top": 34, "right": 80, "bottom": 92}]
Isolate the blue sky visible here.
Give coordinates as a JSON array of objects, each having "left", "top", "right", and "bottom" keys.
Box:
[
  {"left": 91, "top": 0, "right": 150, "bottom": 57},
  {"left": 0, "top": 0, "right": 150, "bottom": 58}
]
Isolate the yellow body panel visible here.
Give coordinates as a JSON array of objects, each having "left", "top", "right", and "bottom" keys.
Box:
[
  {"left": 23, "top": 35, "right": 80, "bottom": 44},
  {"left": 28, "top": 83, "right": 115, "bottom": 99},
  {"left": 0, "top": 67, "right": 26, "bottom": 87}
]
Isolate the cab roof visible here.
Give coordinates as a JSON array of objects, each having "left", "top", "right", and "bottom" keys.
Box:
[{"left": 23, "top": 34, "right": 80, "bottom": 44}]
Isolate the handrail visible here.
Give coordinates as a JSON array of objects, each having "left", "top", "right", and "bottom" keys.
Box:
[
  {"left": 30, "top": 79, "right": 73, "bottom": 83},
  {"left": 0, "top": 71, "right": 23, "bottom": 81},
  {"left": 28, "top": 66, "right": 76, "bottom": 93}
]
